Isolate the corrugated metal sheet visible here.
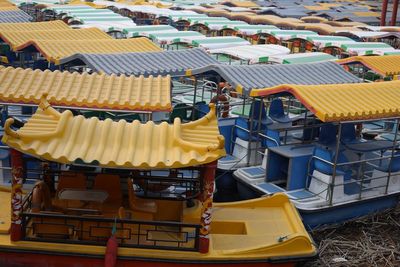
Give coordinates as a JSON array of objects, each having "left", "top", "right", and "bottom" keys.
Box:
[
  {"left": 17, "top": 38, "right": 162, "bottom": 64},
  {"left": 337, "top": 55, "right": 400, "bottom": 76},
  {"left": 2, "top": 100, "right": 225, "bottom": 169},
  {"left": 59, "top": 48, "right": 219, "bottom": 76},
  {"left": 0, "top": 10, "right": 32, "bottom": 23},
  {"left": 0, "top": 67, "right": 171, "bottom": 112},
  {"left": 0, "top": 20, "right": 69, "bottom": 32},
  {"left": 250, "top": 80, "right": 400, "bottom": 122},
  {"left": 0, "top": 28, "right": 112, "bottom": 50},
  {"left": 190, "top": 61, "right": 361, "bottom": 95}
]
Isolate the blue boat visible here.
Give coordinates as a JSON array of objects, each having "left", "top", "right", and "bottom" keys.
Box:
[{"left": 229, "top": 81, "right": 400, "bottom": 228}]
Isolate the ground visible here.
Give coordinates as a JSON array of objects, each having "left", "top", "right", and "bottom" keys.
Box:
[{"left": 302, "top": 205, "right": 400, "bottom": 267}]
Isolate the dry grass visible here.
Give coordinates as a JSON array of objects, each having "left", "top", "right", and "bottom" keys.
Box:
[{"left": 302, "top": 205, "right": 400, "bottom": 267}]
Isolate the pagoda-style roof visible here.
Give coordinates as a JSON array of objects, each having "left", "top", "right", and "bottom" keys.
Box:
[
  {"left": 0, "top": 67, "right": 171, "bottom": 112},
  {"left": 250, "top": 80, "right": 400, "bottom": 122},
  {"left": 3, "top": 99, "right": 225, "bottom": 169}
]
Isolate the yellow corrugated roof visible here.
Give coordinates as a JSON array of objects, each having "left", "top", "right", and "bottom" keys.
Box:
[
  {"left": 250, "top": 81, "right": 400, "bottom": 122},
  {"left": 300, "top": 16, "right": 328, "bottom": 23},
  {"left": 0, "top": 20, "right": 69, "bottom": 32},
  {"left": 17, "top": 38, "right": 162, "bottom": 64},
  {"left": 222, "top": 0, "right": 258, "bottom": 7},
  {"left": 0, "top": 28, "right": 112, "bottom": 51},
  {"left": 337, "top": 55, "right": 400, "bottom": 76},
  {"left": 304, "top": 5, "right": 329, "bottom": 11},
  {"left": 0, "top": 0, "right": 16, "bottom": 8},
  {"left": 0, "top": 67, "right": 171, "bottom": 112},
  {"left": 2, "top": 99, "right": 225, "bottom": 169},
  {"left": 0, "top": 6, "right": 18, "bottom": 10},
  {"left": 325, "top": 21, "right": 367, "bottom": 27},
  {"left": 353, "top": 11, "right": 380, "bottom": 17},
  {"left": 250, "top": 15, "right": 283, "bottom": 25}
]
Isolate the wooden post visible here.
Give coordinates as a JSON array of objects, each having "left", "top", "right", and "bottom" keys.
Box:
[
  {"left": 381, "top": 0, "right": 389, "bottom": 26},
  {"left": 199, "top": 161, "right": 217, "bottom": 254},
  {"left": 10, "top": 149, "right": 24, "bottom": 242},
  {"left": 391, "top": 0, "right": 399, "bottom": 26}
]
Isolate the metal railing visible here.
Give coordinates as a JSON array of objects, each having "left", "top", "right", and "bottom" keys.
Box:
[{"left": 21, "top": 212, "right": 201, "bottom": 252}]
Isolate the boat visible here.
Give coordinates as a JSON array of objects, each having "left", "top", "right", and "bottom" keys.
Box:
[
  {"left": 232, "top": 81, "right": 400, "bottom": 228},
  {"left": 0, "top": 97, "right": 317, "bottom": 266}
]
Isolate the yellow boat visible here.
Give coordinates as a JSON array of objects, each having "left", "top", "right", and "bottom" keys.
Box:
[{"left": 0, "top": 98, "right": 316, "bottom": 267}]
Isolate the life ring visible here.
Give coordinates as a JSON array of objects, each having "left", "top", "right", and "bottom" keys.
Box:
[{"left": 210, "top": 93, "right": 230, "bottom": 118}]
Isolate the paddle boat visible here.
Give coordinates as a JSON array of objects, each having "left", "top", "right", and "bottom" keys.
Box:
[
  {"left": 232, "top": 81, "right": 400, "bottom": 228},
  {"left": 185, "top": 61, "right": 361, "bottom": 201},
  {"left": 0, "top": 97, "right": 317, "bottom": 266}
]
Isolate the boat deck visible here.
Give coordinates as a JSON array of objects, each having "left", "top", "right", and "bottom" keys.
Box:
[
  {"left": 0, "top": 190, "right": 10, "bottom": 234},
  {"left": 0, "top": 191, "right": 315, "bottom": 261}
]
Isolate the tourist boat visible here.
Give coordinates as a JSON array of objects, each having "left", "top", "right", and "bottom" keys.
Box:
[
  {"left": 232, "top": 80, "right": 400, "bottom": 228},
  {"left": 0, "top": 98, "right": 317, "bottom": 266}
]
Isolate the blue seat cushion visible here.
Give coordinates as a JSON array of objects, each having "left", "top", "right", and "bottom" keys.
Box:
[
  {"left": 256, "top": 182, "right": 284, "bottom": 194},
  {"left": 271, "top": 115, "right": 291, "bottom": 124},
  {"left": 286, "top": 189, "right": 316, "bottom": 200},
  {"left": 241, "top": 166, "right": 265, "bottom": 177},
  {"left": 219, "top": 155, "right": 237, "bottom": 162}
]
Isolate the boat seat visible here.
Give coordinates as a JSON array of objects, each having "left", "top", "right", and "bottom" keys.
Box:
[
  {"left": 56, "top": 172, "right": 87, "bottom": 196},
  {"left": 219, "top": 155, "right": 237, "bottom": 163},
  {"left": 370, "top": 152, "right": 400, "bottom": 193},
  {"left": 234, "top": 148, "right": 268, "bottom": 184},
  {"left": 285, "top": 189, "right": 317, "bottom": 200},
  {"left": 127, "top": 178, "right": 158, "bottom": 215},
  {"left": 93, "top": 174, "right": 122, "bottom": 207},
  {"left": 254, "top": 182, "right": 285, "bottom": 194},
  {"left": 268, "top": 99, "right": 292, "bottom": 124}
]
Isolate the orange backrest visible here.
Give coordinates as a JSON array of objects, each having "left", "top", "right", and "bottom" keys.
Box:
[
  {"left": 93, "top": 174, "right": 122, "bottom": 206},
  {"left": 56, "top": 172, "right": 87, "bottom": 194}
]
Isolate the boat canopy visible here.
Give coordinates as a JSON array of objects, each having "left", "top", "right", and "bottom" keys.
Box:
[
  {"left": 337, "top": 55, "right": 400, "bottom": 76},
  {"left": 60, "top": 48, "right": 218, "bottom": 76},
  {"left": 268, "top": 52, "right": 336, "bottom": 64},
  {"left": 264, "top": 29, "right": 319, "bottom": 41},
  {"left": 0, "top": 20, "right": 69, "bottom": 32},
  {"left": 210, "top": 44, "right": 290, "bottom": 64},
  {"left": 250, "top": 80, "right": 400, "bottom": 122},
  {"left": 17, "top": 38, "right": 162, "bottom": 64},
  {"left": 0, "top": 67, "right": 171, "bottom": 111},
  {"left": 0, "top": 10, "right": 32, "bottom": 23},
  {"left": 188, "top": 36, "right": 250, "bottom": 50},
  {"left": 0, "top": 28, "right": 111, "bottom": 51},
  {"left": 2, "top": 99, "right": 225, "bottom": 169},
  {"left": 149, "top": 31, "right": 204, "bottom": 45},
  {"left": 190, "top": 61, "right": 360, "bottom": 95},
  {"left": 232, "top": 24, "right": 278, "bottom": 35},
  {"left": 121, "top": 25, "right": 178, "bottom": 37},
  {"left": 339, "top": 42, "right": 395, "bottom": 55},
  {"left": 335, "top": 31, "right": 400, "bottom": 39},
  {"left": 306, "top": 35, "right": 355, "bottom": 49}
]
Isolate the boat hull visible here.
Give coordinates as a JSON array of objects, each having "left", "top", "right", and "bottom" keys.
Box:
[
  {"left": 300, "top": 194, "right": 400, "bottom": 229},
  {"left": 0, "top": 250, "right": 298, "bottom": 267},
  {"left": 235, "top": 177, "right": 400, "bottom": 229}
]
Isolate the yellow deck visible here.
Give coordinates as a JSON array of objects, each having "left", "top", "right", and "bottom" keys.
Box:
[
  {"left": 0, "top": 190, "right": 10, "bottom": 234},
  {"left": 0, "top": 192, "right": 315, "bottom": 261}
]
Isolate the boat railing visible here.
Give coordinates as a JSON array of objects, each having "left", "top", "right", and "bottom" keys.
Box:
[
  {"left": 21, "top": 211, "right": 201, "bottom": 252},
  {"left": 308, "top": 151, "right": 400, "bottom": 205},
  {"left": 133, "top": 174, "right": 202, "bottom": 200}
]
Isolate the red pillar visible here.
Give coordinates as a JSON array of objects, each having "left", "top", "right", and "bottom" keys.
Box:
[
  {"left": 198, "top": 161, "right": 217, "bottom": 254},
  {"left": 10, "top": 149, "right": 24, "bottom": 242},
  {"left": 381, "top": 0, "right": 389, "bottom": 26},
  {"left": 391, "top": 0, "right": 399, "bottom": 26}
]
